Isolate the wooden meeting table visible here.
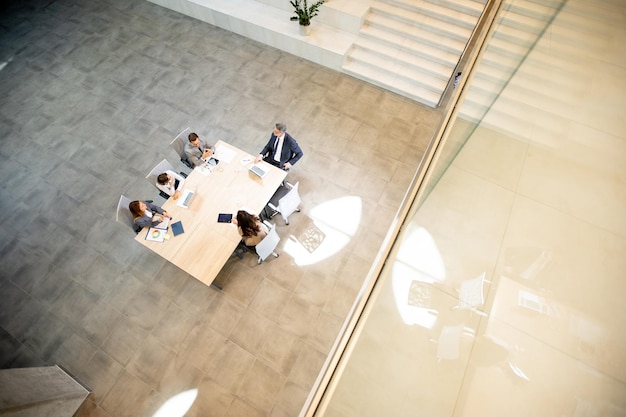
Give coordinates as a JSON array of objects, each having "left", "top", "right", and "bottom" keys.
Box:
[{"left": 135, "top": 140, "right": 287, "bottom": 288}]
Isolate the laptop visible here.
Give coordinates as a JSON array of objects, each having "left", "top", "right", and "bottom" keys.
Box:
[
  {"left": 249, "top": 163, "right": 268, "bottom": 179},
  {"left": 176, "top": 189, "right": 196, "bottom": 208}
]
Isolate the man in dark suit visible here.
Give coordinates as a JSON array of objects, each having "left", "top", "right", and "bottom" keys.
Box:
[{"left": 254, "top": 123, "right": 303, "bottom": 170}]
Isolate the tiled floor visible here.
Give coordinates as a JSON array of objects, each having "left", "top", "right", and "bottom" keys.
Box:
[{"left": 0, "top": 0, "right": 440, "bottom": 416}]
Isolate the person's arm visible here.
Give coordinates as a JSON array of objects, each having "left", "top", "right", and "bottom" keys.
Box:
[
  {"left": 146, "top": 202, "right": 171, "bottom": 219},
  {"left": 171, "top": 171, "right": 185, "bottom": 191},
  {"left": 254, "top": 136, "right": 273, "bottom": 163},
  {"left": 200, "top": 140, "right": 215, "bottom": 160},
  {"left": 284, "top": 134, "right": 303, "bottom": 168},
  {"left": 134, "top": 216, "right": 152, "bottom": 230}
]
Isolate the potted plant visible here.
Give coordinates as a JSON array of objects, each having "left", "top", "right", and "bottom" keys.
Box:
[{"left": 290, "top": 0, "right": 325, "bottom": 36}]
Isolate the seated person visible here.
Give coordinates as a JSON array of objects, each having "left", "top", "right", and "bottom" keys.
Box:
[
  {"left": 233, "top": 210, "right": 268, "bottom": 247},
  {"left": 129, "top": 200, "right": 171, "bottom": 231},
  {"left": 156, "top": 170, "right": 185, "bottom": 200},
  {"left": 184, "top": 132, "right": 215, "bottom": 168}
]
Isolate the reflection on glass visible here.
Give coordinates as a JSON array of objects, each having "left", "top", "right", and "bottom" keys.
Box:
[
  {"left": 452, "top": 272, "right": 489, "bottom": 316},
  {"left": 395, "top": 225, "right": 446, "bottom": 281},
  {"left": 508, "top": 362, "right": 530, "bottom": 382},
  {"left": 391, "top": 226, "right": 444, "bottom": 327},
  {"left": 436, "top": 324, "right": 465, "bottom": 360}
]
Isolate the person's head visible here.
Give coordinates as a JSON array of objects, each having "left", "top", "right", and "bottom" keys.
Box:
[
  {"left": 157, "top": 173, "right": 170, "bottom": 185},
  {"left": 188, "top": 132, "right": 201, "bottom": 148},
  {"left": 129, "top": 201, "right": 147, "bottom": 218},
  {"left": 236, "top": 210, "right": 261, "bottom": 237},
  {"left": 274, "top": 123, "right": 286, "bottom": 136}
]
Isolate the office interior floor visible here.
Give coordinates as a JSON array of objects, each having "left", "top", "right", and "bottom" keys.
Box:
[{"left": 0, "top": 0, "right": 441, "bottom": 416}]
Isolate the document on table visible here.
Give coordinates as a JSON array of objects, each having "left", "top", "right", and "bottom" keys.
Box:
[
  {"left": 213, "top": 145, "right": 236, "bottom": 163},
  {"left": 153, "top": 216, "right": 171, "bottom": 230},
  {"left": 145, "top": 227, "right": 167, "bottom": 242}
]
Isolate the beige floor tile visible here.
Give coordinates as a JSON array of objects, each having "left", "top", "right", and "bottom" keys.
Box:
[
  {"left": 206, "top": 340, "right": 256, "bottom": 393},
  {"left": 237, "top": 359, "right": 286, "bottom": 413},
  {"left": 127, "top": 334, "right": 175, "bottom": 388}
]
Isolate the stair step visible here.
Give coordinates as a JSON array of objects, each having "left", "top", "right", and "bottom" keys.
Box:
[
  {"left": 379, "top": 0, "right": 480, "bottom": 27},
  {"left": 499, "top": 8, "right": 553, "bottom": 33},
  {"left": 503, "top": 1, "right": 561, "bottom": 22},
  {"left": 350, "top": 42, "right": 452, "bottom": 81},
  {"left": 344, "top": 59, "right": 442, "bottom": 107},
  {"left": 491, "top": 22, "right": 546, "bottom": 47},
  {"left": 354, "top": 38, "right": 455, "bottom": 76},
  {"left": 347, "top": 49, "right": 448, "bottom": 92},
  {"left": 486, "top": 35, "right": 539, "bottom": 59},
  {"left": 342, "top": 0, "right": 487, "bottom": 106},
  {"left": 368, "top": 4, "right": 473, "bottom": 41},
  {"left": 365, "top": 14, "right": 467, "bottom": 52},
  {"left": 423, "top": 0, "right": 487, "bottom": 18},
  {"left": 358, "top": 25, "right": 461, "bottom": 66}
]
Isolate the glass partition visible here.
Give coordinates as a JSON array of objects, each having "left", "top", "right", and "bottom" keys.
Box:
[{"left": 301, "top": 0, "right": 610, "bottom": 415}]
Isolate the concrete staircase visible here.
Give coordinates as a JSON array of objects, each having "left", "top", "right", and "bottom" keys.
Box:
[
  {"left": 343, "top": 0, "right": 488, "bottom": 107},
  {"left": 458, "top": 0, "right": 566, "bottom": 131},
  {"left": 144, "top": 0, "right": 490, "bottom": 107}
]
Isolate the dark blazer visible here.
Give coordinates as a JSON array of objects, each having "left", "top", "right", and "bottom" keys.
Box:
[
  {"left": 259, "top": 132, "right": 303, "bottom": 169},
  {"left": 133, "top": 201, "right": 166, "bottom": 231}
]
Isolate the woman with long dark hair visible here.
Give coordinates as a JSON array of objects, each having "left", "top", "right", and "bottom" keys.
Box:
[{"left": 233, "top": 210, "right": 268, "bottom": 246}]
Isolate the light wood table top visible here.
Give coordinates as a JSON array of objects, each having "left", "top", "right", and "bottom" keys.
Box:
[{"left": 135, "top": 140, "right": 287, "bottom": 287}]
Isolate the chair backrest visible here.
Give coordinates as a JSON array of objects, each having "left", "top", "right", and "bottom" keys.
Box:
[
  {"left": 145, "top": 159, "right": 176, "bottom": 188},
  {"left": 116, "top": 195, "right": 136, "bottom": 232},
  {"left": 255, "top": 221, "right": 280, "bottom": 262},
  {"left": 278, "top": 181, "right": 301, "bottom": 221},
  {"left": 169, "top": 127, "right": 192, "bottom": 168}
]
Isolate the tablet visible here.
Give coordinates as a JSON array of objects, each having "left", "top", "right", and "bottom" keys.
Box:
[{"left": 217, "top": 213, "right": 232, "bottom": 223}]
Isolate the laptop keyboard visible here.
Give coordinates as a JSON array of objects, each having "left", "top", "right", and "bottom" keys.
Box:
[
  {"left": 183, "top": 192, "right": 194, "bottom": 207},
  {"left": 250, "top": 165, "right": 265, "bottom": 178}
]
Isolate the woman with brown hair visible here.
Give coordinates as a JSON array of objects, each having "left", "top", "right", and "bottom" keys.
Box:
[
  {"left": 129, "top": 200, "right": 171, "bottom": 231},
  {"left": 233, "top": 210, "right": 268, "bottom": 247}
]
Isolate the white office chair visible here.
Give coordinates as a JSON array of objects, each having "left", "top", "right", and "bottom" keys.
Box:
[
  {"left": 169, "top": 127, "right": 192, "bottom": 169},
  {"left": 266, "top": 181, "right": 301, "bottom": 225},
  {"left": 116, "top": 195, "right": 137, "bottom": 233},
  {"left": 146, "top": 159, "right": 177, "bottom": 199},
  {"left": 146, "top": 159, "right": 188, "bottom": 198},
  {"left": 255, "top": 220, "right": 280, "bottom": 264}
]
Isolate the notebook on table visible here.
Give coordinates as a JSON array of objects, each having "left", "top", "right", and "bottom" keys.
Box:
[{"left": 170, "top": 221, "right": 184, "bottom": 236}]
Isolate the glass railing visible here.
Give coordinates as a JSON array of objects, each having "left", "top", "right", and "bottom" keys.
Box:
[{"left": 299, "top": 0, "right": 567, "bottom": 416}]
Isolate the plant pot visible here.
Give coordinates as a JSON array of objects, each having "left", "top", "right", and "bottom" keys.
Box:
[{"left": 299, "top": 24, "right": 311, "bottom": 36}]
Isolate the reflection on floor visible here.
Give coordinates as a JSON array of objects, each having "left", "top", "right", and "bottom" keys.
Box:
[
  {"left": 320, "top": 0, "right": 626, "bottom": 416},
  {"left": 0, "top": 0, "right": 441, "bottom": 416}
]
